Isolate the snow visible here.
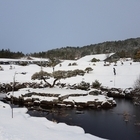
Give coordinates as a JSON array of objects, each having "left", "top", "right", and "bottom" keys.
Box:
[
  {"left": 0, "top": 54, "right": 140, "bottom": 140},
  {"left": 1, "top": 55, "right": 139, "bottom": 89},
  {"left": 64, "top": 95, "right": 109, "bottom": 103},
  {"left": 0, "top": 101, "right": 105, "bottom": 140}
]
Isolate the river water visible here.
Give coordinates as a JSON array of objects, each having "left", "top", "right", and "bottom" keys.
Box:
[{"left": 27, "top": 99, "right": 140, "bottom": 140}]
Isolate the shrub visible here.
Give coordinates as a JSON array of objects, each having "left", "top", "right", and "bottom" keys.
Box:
[
  {"left": 85, "top": 67, "right": 93, "bottom": 73},
  {"left": 72, "top": 62, "right": 77, "bottom": 66},
  {"left": 91, "top": 58, "right": 100, "bottom": 62},
  {"left": 91, "top": 80, "right": 102, "bottom": 89},
  {"left": 73, "top": 69, "right": 85, "bottom": 76},
  {"left": 77, "top": 81, "right": 90, "bottom": 90}
]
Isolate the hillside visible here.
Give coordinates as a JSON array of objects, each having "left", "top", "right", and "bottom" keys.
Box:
[{"left": 30, "top": 37, "right": 140, "bottom": 60}]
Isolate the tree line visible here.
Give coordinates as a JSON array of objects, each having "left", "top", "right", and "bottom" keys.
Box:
[
  {"left": 30, "top": 37, "right": 140, "bottom": 60},
  {"left": 1, "top": 37, "right": 140, "bottom": 60},
  {"left": 0, "top": 49, "right": 24, "bottom": 58}
]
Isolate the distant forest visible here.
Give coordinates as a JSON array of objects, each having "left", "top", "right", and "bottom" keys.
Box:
[
  {"left": 0, "top": 49, "right": 24, "bottom": 58},
  {"left": 30, "top": 37, "right": 140, "bottom": 60},
  {"left": 1, "top": 37, "right": 140, "bottom": 60}
]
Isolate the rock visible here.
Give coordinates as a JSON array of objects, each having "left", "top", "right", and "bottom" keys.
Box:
[
  {"left": 33, "top": 100, "right": 40, "bottom": 106},
  {"left": 124, "top": 88, "right": 134, "bottom": 99},
  {"left": 87, "top": 101, "right": 97, "bottom": 108},
  {"left": 75, "top": 102, "right": 87, "bottom": 108},
  {"left": 23, "top": 98, "right": 33, "bottom": 106},
  {"left": 40, "top": 100, "right": 54, "bottom": 109},
  {"left": 107, "top": 88, "right": 125, "bottom": 98},
  {"left": 89, "top": 89, "right": 101, "bottom": 95},
  {"left": 58, "top": 95, "right": 69, "bottom": 101},
  {"left": 101, "top": 101, "right": 112, "bottom": 108},
  {"left": 100, "top": 86, "right": 110, "bottom": 91},
  {"left": 62, "top": 101, "right": 74, "bottom": 108}
]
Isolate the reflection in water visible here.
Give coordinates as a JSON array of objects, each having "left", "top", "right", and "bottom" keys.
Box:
[{"left": 28, "top": 99, "right": 140, "bottom": 140}]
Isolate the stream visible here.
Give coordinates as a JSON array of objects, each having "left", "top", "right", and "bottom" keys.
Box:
[{"left": 27, "top": 99, "right": 140, "bottom": 140}]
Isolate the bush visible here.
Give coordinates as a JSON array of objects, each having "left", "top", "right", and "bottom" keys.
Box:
[
  {"left": 72, "top": 62, "right": 77, "bottom": 66},
  {"left": 91, "top": 58, "right": 100, "bottom": 62},
  {"left": 91, "top": 80, "right": 102, "bottom": 89},
  {"left": 85, "top": 67, "right": 93, "bottom": 73},
  {"left": 133, "top": 75, "right": 140, "bottom": 90},
  {"left": 77, "top": 81, "right": 90, "bottom": 90},
  {"left": 19, "top": 61, "right": 28, "bottom": 66},
  {"left": 73, "top": 69, "right": 85, "bottom": 76}
]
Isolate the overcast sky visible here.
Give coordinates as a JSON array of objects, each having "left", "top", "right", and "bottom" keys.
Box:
[{"left": 0, "top": 0, "right": 140, "bottom": 54}]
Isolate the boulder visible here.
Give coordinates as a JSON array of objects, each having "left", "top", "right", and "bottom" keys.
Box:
[
  {"left": 107, "top": 88, "right": 125, "bottom": 98},
  {"left": 87, "top": 101, "right": 97, "bottom": 108},
  {"left": 75, "top": 102, "right": 87, "bottom": 108},
  {"left": 40, "top": 100, "right": 54, "bottom": 109},
  {"left": 101, "top": 101, "right": 112, "bottom": 109},
  {"left": 89, "top": 89, "right": 101, "bottom": 95},
  {"left": 63, "top": 101, "right": 74, "bottom": 108},
  {"left": 124, "top": 88, "right": 134, "bottom": 99}
]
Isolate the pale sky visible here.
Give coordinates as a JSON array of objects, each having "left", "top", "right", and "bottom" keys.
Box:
[{"left": 0, "top": 0, "right": 140, "bottom": 54}]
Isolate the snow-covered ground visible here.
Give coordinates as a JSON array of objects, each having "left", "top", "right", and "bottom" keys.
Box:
[
  {"left": 0, "top": 54, "right": 139, "bottom": 89},
  {"left": 0, "top": 54, "right": 140, "bottom": 140},
  {"left": 0, "top": 101, "right": 105, "bottom": 140}
]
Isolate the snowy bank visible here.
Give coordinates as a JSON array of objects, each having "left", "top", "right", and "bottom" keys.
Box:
[{"left": 0, "top": 101, "right": 106, "bottom": 140}]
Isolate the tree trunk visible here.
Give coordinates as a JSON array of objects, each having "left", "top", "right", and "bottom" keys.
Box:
[{"left": 41, "top": 77, "right": 59, "bottom": 88}]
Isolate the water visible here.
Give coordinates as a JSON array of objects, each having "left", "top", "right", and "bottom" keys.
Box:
[{"left": 28, "top": 99, "right": 140, "bottom": 140}]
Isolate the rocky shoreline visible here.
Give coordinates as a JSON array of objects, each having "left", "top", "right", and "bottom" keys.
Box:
[
  {"left": 5, "top": 91, "right": 116, "bottom": 110},
  {"left": 1, "top": 82, "right": 140, "bottom": 111}
]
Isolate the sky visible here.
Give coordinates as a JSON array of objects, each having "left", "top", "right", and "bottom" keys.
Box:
[{"left": 0, "top": 0, "right": 140, "bottom": 54}]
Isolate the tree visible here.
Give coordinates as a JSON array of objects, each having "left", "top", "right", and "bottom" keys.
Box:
[
  {"left": 0, "top": 49, "right": 24, "bottom": 58},
  {"left": 133, "top": 50, "right": 140, "bottom": 62},
  {"left": 31, "top": 69, "right": 85, "bottom": 88}
]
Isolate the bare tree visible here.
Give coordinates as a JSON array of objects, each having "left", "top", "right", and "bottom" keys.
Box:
[{"left": 133, "top": 74, "right": 140, "bottom": 90}]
